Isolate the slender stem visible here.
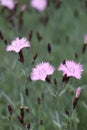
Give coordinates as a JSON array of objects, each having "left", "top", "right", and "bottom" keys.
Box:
[
  {"left": 9, "top": 116, "right": 13, "bottom": 130},
  {"left": 69, "top": 114, "right": 72, "bottom": 130},
  {"left": 68, "top": 107, "right": 74, "bottom": 130},
  {"left": 57, "top": 94, "right": 62, "bottom": 130},
  {"left": 55, "top": 82, "right": 64, "bottom": 130}
]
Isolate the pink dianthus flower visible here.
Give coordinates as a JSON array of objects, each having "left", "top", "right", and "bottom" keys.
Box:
[
  {"left": 0, "top": 0, "right": 15, "bottom": 10},
  {"left": 31, "top": 62, "right": 55, "bottom": 81},
  {"left": 30, "top": 0, "right": 47, "bottom": 11},
  {"left": 6, "top": 37, "right": 30, "bottom": 53},
  {"left": 58, "top": 60, "right": 83, "bottom": 79}
]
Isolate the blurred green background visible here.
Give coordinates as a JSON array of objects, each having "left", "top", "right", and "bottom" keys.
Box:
[{"left": 0, "top": 0, "right": 87, "bottom": 130}]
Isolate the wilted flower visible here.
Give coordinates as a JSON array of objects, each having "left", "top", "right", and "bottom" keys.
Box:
[
  {"left": 31, "top": 62, "right": 55, "bottom": 81},
  {"left": 30, "top": 0, "right": 47, "bottom": 11},
  {"left": 6, "top": 37, "right": 30, "bottom": 53},
  {"left": 58, "top": 60, "right": 83, "bottom": 79},
  {"left": 0, "top": 0, "right": 15, "bottom": 10}
]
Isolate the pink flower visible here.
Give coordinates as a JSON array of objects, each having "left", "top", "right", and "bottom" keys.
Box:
[
  {"left": 6, "top": 37, "right": 30, "bottom": 53},
  {"left": 84, "top": 34, "right": 87, "bottom": 44},
  {"left": 58, "top": 60, "right": 83, "bottom": 79},
  {"left": 75, "top": 87, "right": 81, "bottom": 98},
  {"left": 31, "top": 62, "right": 55, "bottom": 81},
  {"left": 0, "top": 0, "right": 15, "bottom": 10},
  {"left": 30, "top": 0, "right": 47, "bottom": 11}
]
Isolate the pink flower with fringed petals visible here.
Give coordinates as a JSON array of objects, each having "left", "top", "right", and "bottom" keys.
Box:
[
  {"left": 0, "top": 0, "right": 15, "bottom": 10},
  {"left": 6, "top": 37, "right": 30, "bottom": 53},
  {"left": 58, "top": 60, "right": 83, "bottom": 79},
  {"left": 30, "top": 0, "right": 47, "bottom": 11},
  {"left": 31, "top": 62, "right": 55, "bottom": 81}
]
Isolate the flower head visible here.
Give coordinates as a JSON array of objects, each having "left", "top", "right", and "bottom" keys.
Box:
[
  {"left": 0, "top": 0, "right": 15, "bottom": 10},
  {"left": 58, "top": 60, "right": 83, "bottom": 79},
  {"left": 6, "top": 37, "right": 30, "bottom": 53},
  {"left": 30, "top": 0, "right": 47, "bottom": 11},
  {"left": 31, "top": 62, "right": 55, "bottom": 81}
]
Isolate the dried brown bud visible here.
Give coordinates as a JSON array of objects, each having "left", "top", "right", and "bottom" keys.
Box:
[
  {"left": 20, "top": 106, "right": 24, "bottom": 119},
  {"left": 46, "top": 75, "right": 51, "bottom": 83},
  {"left": 8, "top": 105, "right": 13, "bottom": 115},
  {"left": 25, "top": 88, "right": 29, "bottom": 96},
  {"left": 37, "top": 96, "right": 41, "bottom": 105},
  {"left": 65, "top": 109, "right": 70, "bottom": 116},
  {"left": 4, "top": 39, "right": 8, "bottom": 45},
  {"left": 40, "top": 119, "right": 43, "bottom": 125},
  {"left": 40, "top": 14, "right": 49, "bottom": 26},
  {"left": 62, "top": 74, "right": 70, "bottom": 84},
  {"left": 27, "top": 76, "right": 32, "bottom": 81},
  {"left": 27, "top": 123, "right": 30, "bottom": 130},
  {"left": 18, "top": 50, "right": 24, "bottom": 63},
  {"left": 54, "top": 78, "right": 57, "bottom": 85},
  {"left": 82, "top": 44, "right": 87, "bottom": 54},
  {"left": 18, "top": 115, "right": 25, "bottom": 126},
  {"left": 47, "top": 43, "right": 51, "bottom": 53},
  {"left": 33, "top": 53, "right": 38, "bottom": 60},
  {"left": 62, "top": 59, "right": 66, "bottom": 65},
  {"left": 0, "top": 30, "right": 4, "bottom": 40},
  {"left": 55, "top": 0, "right": 62, "bottom": 9},
  {"left": 74, "top": 52, "right": 78, "bottom": 59},
  {"left": 36, "top": 32, "right": 43, "bottom": 41}
]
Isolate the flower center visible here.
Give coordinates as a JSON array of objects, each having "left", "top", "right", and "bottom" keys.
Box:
[
  {"left": 68, "top": 67, "right": 75, "bottom": 73},
  {"left": 39, "top": 68, "right": 46, "bottom": 76}
]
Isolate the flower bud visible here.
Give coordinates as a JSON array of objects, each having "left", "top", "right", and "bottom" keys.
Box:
[
  {"left": 72, "top": 87, "right": 81, "bottom": 110},
  {"left": 75, "top": 87, "right": 81, "bottom": 98}
]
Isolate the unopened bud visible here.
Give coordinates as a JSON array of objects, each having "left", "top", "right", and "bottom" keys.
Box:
[
  {"left": 40, "top": 119, "right": 43, "bottom": 125},
  {"left": 8, "top": 105, "right": 13, "bottom": 115},
  {"left": 47, "top": 43, "right": 51, "bottom": 53},
  {"left": 18, "top": 115, "right": 25, "bottom": 126},
  {"left": 72, "top": 87, "right": 81, "bottom": 110},
  {"left": 75, "top": 87, "right": 81, "bottom": 98},
  {"left": 20, "top": 106, "right": 24, "bottom": 119},
  {"left": 84, "top": 34, "right": 87, "bottom": 44},
  {"left": 0, "top": 30, "right": 4, "bottom": 40},
  {"left": 37, "top": 96, "right": 41, "bottom": 105},
  {"left": 18, "top": 50, "right": 24, "bottom": 63},
  {"left": 36, "top": 32, "right": 43, "bottom": 42},
  {"left": 27, "top": 122, "right": 30, "bottom": 129}
]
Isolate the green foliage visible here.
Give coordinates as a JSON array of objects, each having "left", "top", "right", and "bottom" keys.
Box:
[{"left": 0, "top": 0, "right": 87, "bottom": 130}]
